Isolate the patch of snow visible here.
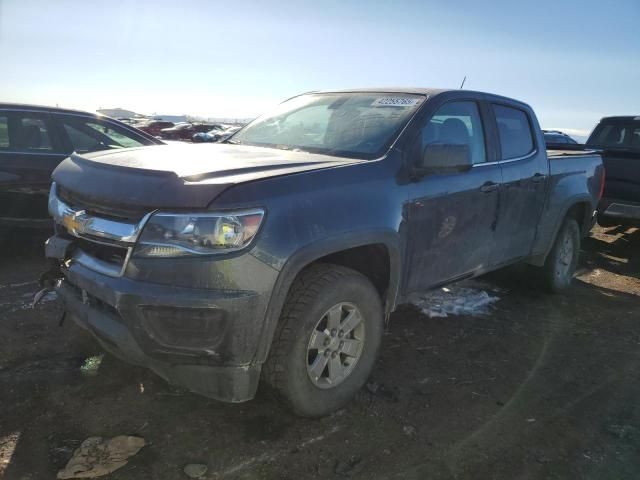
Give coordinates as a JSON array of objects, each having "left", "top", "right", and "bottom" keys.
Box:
[
  {"left": 1, "top": 290, "right": 58, "bottom": 312},
  {"left": 410, "top": 284, "right": 500, "bottom": 318},
  {"left": 21, "top": 290, "right": 58, "bottom": 310},
  {"left": 40, "top": 291, "right": 58, "bottom": 304}
]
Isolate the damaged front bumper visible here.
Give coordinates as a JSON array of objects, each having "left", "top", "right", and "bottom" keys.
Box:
[{"left": 47, "top": 235, "right": 277, "bottom": 403}]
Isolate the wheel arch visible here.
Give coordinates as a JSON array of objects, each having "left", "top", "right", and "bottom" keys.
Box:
[
  {"left": 528, "top": 196, "right": 593, "bottom": 267},
  {"left": 253, "top": 230, "right": 401, "bottom": 363}
]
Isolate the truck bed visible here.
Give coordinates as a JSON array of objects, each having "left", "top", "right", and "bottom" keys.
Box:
[
  {"left": 547, "top": 147, "right": 602, "bottom": 181},
  {"left": 528, "top": 146, "right": 604, "bottom": 263},
  {"left": 547, "top": 147, "right": 600, "bottom": 158}
]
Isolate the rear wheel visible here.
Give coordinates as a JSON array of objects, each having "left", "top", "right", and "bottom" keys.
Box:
[
  {"left": 539, "top": 218, "right": 580, "bottom": 292},
  {"left": 264, "top": 264, "right": 383, "bottom": 417}
]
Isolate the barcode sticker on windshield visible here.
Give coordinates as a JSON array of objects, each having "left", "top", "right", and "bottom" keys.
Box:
[{"left": 371, "top": 97, "right": 422, "bottom": 107}]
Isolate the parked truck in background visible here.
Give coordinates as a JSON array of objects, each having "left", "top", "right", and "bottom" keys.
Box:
[
  {"left": 43, "top": 88, "right": 604, "bottom": 416},
  {"left": 586, "top": 116, "right": 640, "bottom": 227}
]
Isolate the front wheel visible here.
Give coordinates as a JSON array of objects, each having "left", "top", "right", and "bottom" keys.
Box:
[
  {"left": 539, "top": 218, "right": 581, "bottom": 292},
  {"left": 263, "top": 264, "right": 383, "bottom": 417}
]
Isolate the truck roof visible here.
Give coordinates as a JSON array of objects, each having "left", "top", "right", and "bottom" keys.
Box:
[
  {"left": 313, "top": 87, "right": 532, "bottom": 109},
  {"left": 316, "top": 87, "right": 449, "bottom": 96},
  {"left": 599, "top": 115, "right": 640, "bottom": 122}
]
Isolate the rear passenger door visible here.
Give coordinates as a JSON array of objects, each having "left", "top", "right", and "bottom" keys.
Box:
[
  {"left": 0, "top": 110, "right": 68, "bottom": 224},
  {"left": 490, "top": 103, "right": 548, "bottom": 265}
]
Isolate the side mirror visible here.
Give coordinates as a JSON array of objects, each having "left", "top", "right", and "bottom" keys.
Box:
[{"left": 417, "top": 143, "right": 473, "bottom": 174}]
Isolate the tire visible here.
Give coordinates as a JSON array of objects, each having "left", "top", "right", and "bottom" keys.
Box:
[
  {"left": 263, "top": 264, "right": 383, "bottom": 417},
  {"left": 540, "top": 218, "right": 580, "bottom": 292}
]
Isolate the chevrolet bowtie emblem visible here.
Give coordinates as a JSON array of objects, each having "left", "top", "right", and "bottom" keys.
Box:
[{"left": 62, "top": 209, "right": 87, "bottom": 234}]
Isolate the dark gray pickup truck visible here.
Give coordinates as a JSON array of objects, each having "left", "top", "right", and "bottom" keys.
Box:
[
  {"left": 44, "top": 88, "right": 604, "bottom": 416},
  {"left": 586, "top": 116, "right": 640, "bottom": 227}
]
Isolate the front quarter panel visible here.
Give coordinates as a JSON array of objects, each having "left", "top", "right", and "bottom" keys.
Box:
[{"left": 212, "top": 153, "right": 407, "bottom": 363}]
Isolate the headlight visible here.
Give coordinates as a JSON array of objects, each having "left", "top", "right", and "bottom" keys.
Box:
[{"left": 134, "top": 209, "right": 264, "bottom": 257}]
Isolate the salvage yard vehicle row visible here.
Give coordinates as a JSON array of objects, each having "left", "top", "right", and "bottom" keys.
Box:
[{"left": 0, "top": 104, "right": 163, "bottom": 228}]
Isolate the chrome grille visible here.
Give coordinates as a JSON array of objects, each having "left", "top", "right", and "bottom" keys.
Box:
[
  {"left": 49, "top": 182, "right": 152, "bottom": 277},
  {"left": 57, "top": 185, "right": 147, "bottom": 221}
]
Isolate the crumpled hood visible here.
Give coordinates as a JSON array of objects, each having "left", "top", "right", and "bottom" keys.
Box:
[{"left": 52, "top": 143, "right": 361, "bottom": 211}]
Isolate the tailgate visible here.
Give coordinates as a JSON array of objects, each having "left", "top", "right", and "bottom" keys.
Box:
[{"left": 601, "top": 150, "right": 640, "bottom": 202}]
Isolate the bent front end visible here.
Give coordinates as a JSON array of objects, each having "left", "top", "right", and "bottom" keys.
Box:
[{"left": 46, "top": 183, "right": 278, "bottom": 402}]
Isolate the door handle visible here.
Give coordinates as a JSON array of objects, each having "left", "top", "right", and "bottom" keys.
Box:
[
  {"left": 531, "top": 173, "right": 545, "bottom": 183},
  {"left": 480, "top": 181, "right": 499, "bottom": 193}
]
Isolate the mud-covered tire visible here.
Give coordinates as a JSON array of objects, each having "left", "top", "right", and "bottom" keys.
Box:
[
  {"left": 540, "top": 218, "right": 581, "bottom": 292},
  {"left": 263, "top": 264, "right": 383, "bottom": 417}
]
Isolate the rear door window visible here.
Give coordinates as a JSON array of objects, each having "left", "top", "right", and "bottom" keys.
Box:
[
  {"left": 493, "top": 104, "right": 535, "bottom": 160},
  {"left": 589, "top": 122, "right": 629, "bottom": 148},
  {"left": 1, "top": 112, "right": 57, "bottom": 152},
  {"left": 0, "top": 116, "right": 8, "bottom": 148}
]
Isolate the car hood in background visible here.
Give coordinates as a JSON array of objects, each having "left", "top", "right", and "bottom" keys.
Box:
[{"left": 52, "top": 143, "right": 363, "bottom": 210}]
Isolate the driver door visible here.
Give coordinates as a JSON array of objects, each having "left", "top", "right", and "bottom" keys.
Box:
[{"left": 405, "top": 100, "right": 502, "bottom": 293}]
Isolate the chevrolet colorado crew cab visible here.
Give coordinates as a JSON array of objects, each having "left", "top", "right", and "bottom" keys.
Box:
[{"left": 44, "top": 89, "right": 604, "bottom": 416}]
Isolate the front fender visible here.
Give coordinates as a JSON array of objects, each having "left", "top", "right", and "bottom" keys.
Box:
[{"left": 252, "top": 229, "right": 402, "bottom": 363}]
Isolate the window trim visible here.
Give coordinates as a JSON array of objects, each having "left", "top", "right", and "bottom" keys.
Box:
[{"left": 490, "top": 102, "right": 538, "bottom": 162}]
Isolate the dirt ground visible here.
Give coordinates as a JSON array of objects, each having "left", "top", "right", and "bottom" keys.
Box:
[{"left": 1, "top": 226, "right": 639, "bottom": 480}]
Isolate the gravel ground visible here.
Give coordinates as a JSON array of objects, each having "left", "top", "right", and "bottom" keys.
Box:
[{"left": 0, "top": 226, "right": 638, "bottom": 479}]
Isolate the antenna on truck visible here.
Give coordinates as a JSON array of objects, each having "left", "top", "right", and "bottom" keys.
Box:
[{"left": 459, "top": 76, "right": 467, "bottom": 89}]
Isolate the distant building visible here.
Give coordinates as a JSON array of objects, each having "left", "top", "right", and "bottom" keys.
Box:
[
  {"left": 151, "top": 114, "right": 189, "bottom": 124},
  {"left": 97, "top": 108, "right": 141, "bottom": 119}
]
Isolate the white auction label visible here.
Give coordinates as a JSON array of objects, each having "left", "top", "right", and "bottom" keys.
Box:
[{"left": 371, "top": 97, "right": 422, "bottom": 107}]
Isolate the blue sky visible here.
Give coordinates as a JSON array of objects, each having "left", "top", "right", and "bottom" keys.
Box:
[{"left": 1, "top": 0, "right": 638, "bottom": 137}]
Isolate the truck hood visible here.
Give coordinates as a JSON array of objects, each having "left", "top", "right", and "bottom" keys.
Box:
[{"left": 52, "top": 143, "right": 362, "bottom": 211}]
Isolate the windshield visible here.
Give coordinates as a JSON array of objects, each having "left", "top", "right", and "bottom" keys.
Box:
[{"left": 230, "top": 93, "right": 425, "bottom": 159}]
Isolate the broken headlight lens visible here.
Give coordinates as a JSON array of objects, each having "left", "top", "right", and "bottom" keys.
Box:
[{"left": 134, "top": 209, "right": 264, "bottom": 257}]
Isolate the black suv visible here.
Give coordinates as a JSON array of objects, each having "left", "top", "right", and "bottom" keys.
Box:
[
  {"left": 0, "top": 104, "right": 163, "bottom": 228},
  {"left": 543, "top": 130, "right": 578, "bottom": 146}
]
